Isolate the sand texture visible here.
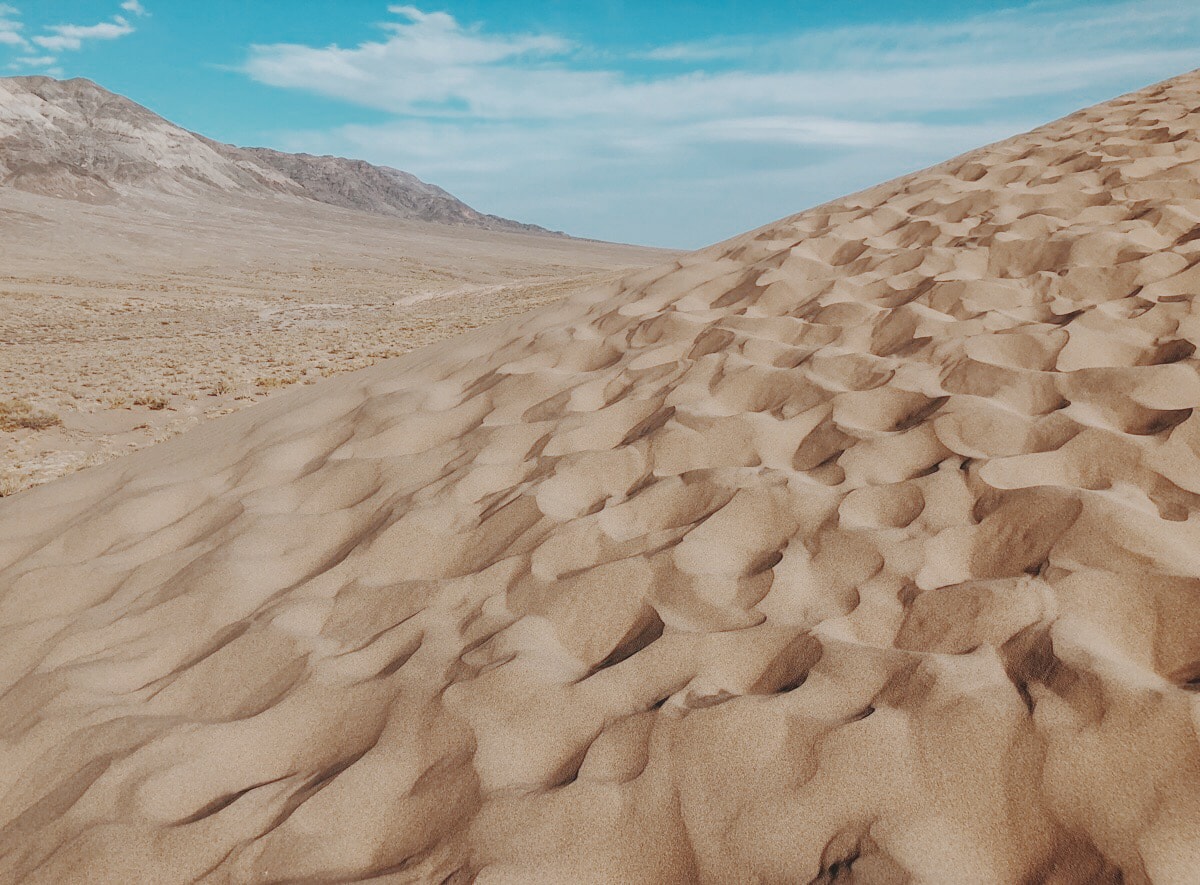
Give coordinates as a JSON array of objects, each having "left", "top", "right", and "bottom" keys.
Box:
[{"left": 5, "top": 72, "right": 1200, "bottom": 882}]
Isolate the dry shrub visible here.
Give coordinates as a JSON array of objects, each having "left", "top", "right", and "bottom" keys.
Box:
[
  {"left": 133, "top": 393, "right": 169, "bottom": 410},
  {"left": 255, "top": 375, "right": 299, "bottom": 389},
  {"left": 0, "top": 399, "right": 62, "bottom": 431}
]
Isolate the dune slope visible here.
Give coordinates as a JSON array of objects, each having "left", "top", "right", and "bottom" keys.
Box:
[{"left": 5, "top": 72, "right": 1200, "bottom": 882}]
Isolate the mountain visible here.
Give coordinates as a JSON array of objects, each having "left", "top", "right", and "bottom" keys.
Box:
[
  {"left": 4, "top": 70, "right": 1200, "bottom": 882},
  {"left": 0, "top": 75, "right": 555, "bottom": 233},
  {"left": 228, "top": 146, "right": 552, "bottom": 233}
]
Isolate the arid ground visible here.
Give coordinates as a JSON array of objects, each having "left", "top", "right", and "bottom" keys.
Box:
[{"left": 0, "top": 189, "right": 668, "bottom": 494}]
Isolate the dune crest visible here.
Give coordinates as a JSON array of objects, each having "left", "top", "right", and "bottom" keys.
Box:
[{"left": 6, "top": 72, "right": 1200, "bottom": 882}]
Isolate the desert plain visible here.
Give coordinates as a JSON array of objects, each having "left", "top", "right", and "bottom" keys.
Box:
[{"left": 0, "top": 189, "right": 664, "bottom": 494}]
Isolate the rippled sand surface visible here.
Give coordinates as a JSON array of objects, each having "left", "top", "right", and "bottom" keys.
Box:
[{"left": 5, "top": 73, "right": 1200, "bottom": 882}]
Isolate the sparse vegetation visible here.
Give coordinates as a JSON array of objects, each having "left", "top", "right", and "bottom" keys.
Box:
[
  {"left": 255, "top": 374, "right": 299, "bottom": 389},
  {"left": 133, "top": 393, "right": 169, "bottom": 410},
  {"left": 0, "top": 169, "right": 651, "bottom": 494},
  {"left": 0, "top": 399, "right": 62, "bottom": 431}
]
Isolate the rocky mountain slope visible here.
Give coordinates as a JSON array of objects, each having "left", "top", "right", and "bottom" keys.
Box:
[
  {"left": 0, "top": 75, "right": 553, "bottom": 233},
  {"left": 4, "top": 70, "right": 1200, "bottom": 882},
  {"left": 231, "top": 146, "right": 552, "bottom": 233}
]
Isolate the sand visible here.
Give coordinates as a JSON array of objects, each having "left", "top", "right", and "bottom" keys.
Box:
[
  {"left": 0, "top": 189, "right": 668, "bottom": 495},
  {"left": 4, "top": 71, "right": 1200, "bottom": 882}
]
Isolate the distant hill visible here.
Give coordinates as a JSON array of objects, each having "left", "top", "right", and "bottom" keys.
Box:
[
  {"left": 228, "top": 145, "right": 552, "bottom": 233},
  {"left": 0, "top": 75, "right": 557, "bottom": 234}
]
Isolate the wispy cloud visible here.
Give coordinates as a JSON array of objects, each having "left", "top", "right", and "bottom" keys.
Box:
[
  {"left": 0, "top": 5, "right": 140, "bottom": 72},
  {"left": 245, "top": 5, "right": 573, "bottom": 116},
  {"left": 238, "top": 0, "right": 1200, "bottom": 246},
  {"left": 33, "top": 16, "right": 135, "bottom": 52},
  {"left": 0, "top": 3, "right": 25, "bottom": 48},
  {"left": 10, "top": 54, "right": 55, "bottom": 67},
  {"left": 244, "top": 1, "right": 1200, "bottom": 122},
  {"left": 640, "top": 1, "right": 1195, "bottom": 69}
]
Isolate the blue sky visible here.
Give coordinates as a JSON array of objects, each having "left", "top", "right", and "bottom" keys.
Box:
[{"left": 2, "top": 2, "right": 1199, "bottom": 247}]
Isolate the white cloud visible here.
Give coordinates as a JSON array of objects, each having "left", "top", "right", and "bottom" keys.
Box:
[
  {"left": 28, "top": 36, "right": 67, "bottom": 51},
  {"left": 10, "top": 54, "right": 55, "bottom": 66},
  {"left": 32, "top": 15, "right": 134, "bottom": 52},
  {"left": 686, "top": 117, "right": 1021, "bottom": 150},
  {"left": 241, "top": 0, "right": 1200, "bottom": 246},
  {"left": 244, "top": 5, "right": 575, "bottom": 115},
  {"left": 637, "top": 44, "right": 732, "bottom": 63},
  {"left": 0, "top": 3, "right": 25, "bottom": 48},
  {"left": 32, "top": 34, "right": 79, "bottom": 51},
  {"left": 244, "top": 3, "right": 1200, "bottom": 122},
  {"left": 0, "top": 4, "right": 140, "bottom": 74}
]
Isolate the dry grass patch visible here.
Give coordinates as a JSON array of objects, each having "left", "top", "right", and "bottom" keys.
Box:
[
  {"left": 133, "top": 393, "right": 169, "bottom": 410},
  {"left": 0, "top": 399, "right": 62, "bottom": 431},
  {"left": 255, "top": 375, "right": 299, "bottom": 389}
]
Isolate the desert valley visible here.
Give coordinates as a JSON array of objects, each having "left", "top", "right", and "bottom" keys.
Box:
[
  {"left": 0, "top": 76, "right": 668, "bottom": 495},
  {"left": 3, "top": 38, "right": 1200, "bottom": 885}
]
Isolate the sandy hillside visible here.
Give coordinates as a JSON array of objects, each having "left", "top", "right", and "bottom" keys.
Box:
[{"left": 5, "top": 70, "right": 1200, "bottom": 882}]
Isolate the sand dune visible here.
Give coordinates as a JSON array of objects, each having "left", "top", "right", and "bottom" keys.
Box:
[{"left": 5, "top": 71, "right": 1200, "bottom": 882}]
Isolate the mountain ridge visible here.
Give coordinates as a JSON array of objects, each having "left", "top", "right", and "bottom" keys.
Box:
[{"left": 0, "top": 75, "right": 559, "bottom": 235}]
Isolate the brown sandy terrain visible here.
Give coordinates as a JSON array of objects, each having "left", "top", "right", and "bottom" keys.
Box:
[
  {"left": 5, "top": 71, "right": 1200, "bottom": 882},
  {"left": 0, "top": 190, "right": 666, "bottom": 494}
]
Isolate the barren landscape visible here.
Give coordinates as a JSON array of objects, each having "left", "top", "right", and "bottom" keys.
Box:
[
  {"left": 0, "top": 77, "right": 668, "bottom": 495},
  {"left": 4, "top": 69, "right": 1200, "bottom": 882},
  {"left": 0, "top": 191, "right": 662, "bottom": 494}
]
